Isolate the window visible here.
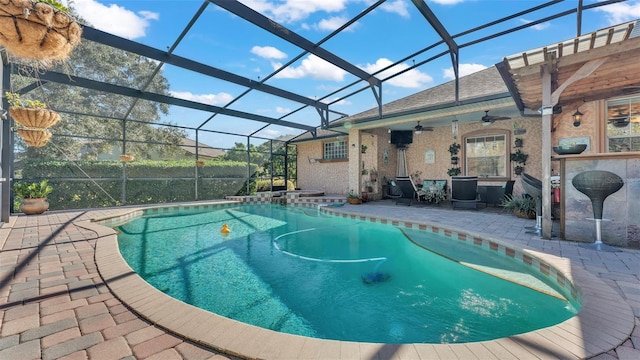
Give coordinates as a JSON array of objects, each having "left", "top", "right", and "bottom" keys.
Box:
[
  {"left": 465, "top": 134, "right": 507, "bottom": 177},
  {"left": 607, "top": 95, "right": 640, "bottom": 152},
  {"left": 323, "top": 140, "right": 347, "bottom": 159}
]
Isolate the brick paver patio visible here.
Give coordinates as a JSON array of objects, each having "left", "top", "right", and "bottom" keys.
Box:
[{"left": 0, "top": 201, "right": 638, "bottom": 359}]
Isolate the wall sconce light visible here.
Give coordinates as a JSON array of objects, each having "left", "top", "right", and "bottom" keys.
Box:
[{"left": 572, "top": 108, "right": 583, "bottom": 127}]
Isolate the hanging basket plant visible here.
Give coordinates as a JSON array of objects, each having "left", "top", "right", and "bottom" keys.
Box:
[
  {"left": 119, "top": 154, "right": 135, "bottom": 162},
  {"left": 0, "top": 0, "right": 82, "bottom": 62},
  {"left": 9, "top": 106, "right": 60, "bottom": 128},
  {"left": 17, "top": 127, "right": 51, "bottom": 147},
  {"left": 5, "top": 92, "right": 61, "bottom": 128}
]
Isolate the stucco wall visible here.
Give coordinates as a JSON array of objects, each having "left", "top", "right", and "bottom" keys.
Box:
[
  {"left": 296, "top": 141, "right": 350, "bottom": 195},
  {"left": 294, "top": 101, "right": 616, "bottom": 199}
]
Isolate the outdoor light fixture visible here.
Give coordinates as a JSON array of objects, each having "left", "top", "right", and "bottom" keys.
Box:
[{"left": 572, "top": 108, "right": 583, "bottom": 127}]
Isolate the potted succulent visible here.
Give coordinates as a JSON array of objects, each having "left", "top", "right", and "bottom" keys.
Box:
[
  {"left": 501, "top": 195, "right": 536, "bottom": 219},
  {"left": 13, "top": 180, "right": 53, "bottom": 215},
  {"left": 347, "top": 190, "right": 362, "bottom": 204}
]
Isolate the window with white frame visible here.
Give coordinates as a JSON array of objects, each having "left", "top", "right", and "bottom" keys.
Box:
[
  {"left": 465, "top": 134, "right": 507, "bottom": 177},
  {"left": 607, "top": 95, "right": 640, "bottom": 152},
  {"left": 323, "top": 140, "right": 348, "bottom": 159}
]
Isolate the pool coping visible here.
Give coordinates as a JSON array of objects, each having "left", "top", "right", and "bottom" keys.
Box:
[{"left": 83, "top": 201, "right": 635, "bottom": 359}]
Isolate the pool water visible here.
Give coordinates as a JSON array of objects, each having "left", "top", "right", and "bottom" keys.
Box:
[{"left": 116, "top": 204, "right": 579, "bottom": 344}]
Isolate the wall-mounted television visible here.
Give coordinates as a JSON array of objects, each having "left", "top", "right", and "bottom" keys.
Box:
[{"left": 390, "top": 130, "right": 413, "bottom": 146}]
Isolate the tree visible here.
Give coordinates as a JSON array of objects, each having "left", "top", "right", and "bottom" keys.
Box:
[{"left": 9, "top": 8, "right": 185, "bottom": 161}]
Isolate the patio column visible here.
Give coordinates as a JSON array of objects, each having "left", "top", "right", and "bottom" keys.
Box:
[
  {"left": 348, "top": 128, "right": 361, "bottom": 196},
  {"left": 541, "top": 65, "right": 553, "bottom": 239}
]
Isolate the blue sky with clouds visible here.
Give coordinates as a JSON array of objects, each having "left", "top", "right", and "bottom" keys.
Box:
[{"left": 63, "top": 0, "right": 640, "bottom": 147}]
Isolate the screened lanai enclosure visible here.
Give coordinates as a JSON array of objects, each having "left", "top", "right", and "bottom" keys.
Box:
[{"left": 0, "top": 0, "right": 631, "bottom": 221}]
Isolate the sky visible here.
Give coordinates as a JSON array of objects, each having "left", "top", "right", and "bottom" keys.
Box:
[{"left": 61, "top": 0, "right": 640, "bottom": 148}]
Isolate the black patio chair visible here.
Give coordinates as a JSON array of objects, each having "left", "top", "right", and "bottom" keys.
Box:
[
  {"left": 394, "top": 176, "right": 421, "bottom": 206},
  {"left": 451, "top": 176, "right": 479, "bottom": 209}
]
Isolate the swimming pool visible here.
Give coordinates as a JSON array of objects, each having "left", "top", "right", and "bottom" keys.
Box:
[{"left": 114, "top": 203, "right": 580, "bottom": 344}]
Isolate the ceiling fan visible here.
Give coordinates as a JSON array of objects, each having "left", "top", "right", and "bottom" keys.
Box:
[
  {"left": 608, "top": 109, "right": 632, "bottom": 127},
  {"left": 413, "top": 121, "right": 433, "bottom": 134},
  {"left": 481, "top": 110, "right": 511, "bottom": 125}
]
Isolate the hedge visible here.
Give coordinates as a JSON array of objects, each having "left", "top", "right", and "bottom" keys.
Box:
[{"left": 16, "top": 159, "right": 260, "bottom": 211}]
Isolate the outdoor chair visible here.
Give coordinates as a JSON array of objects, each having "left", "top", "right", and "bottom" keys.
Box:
[
  {"left": 485, "top": 180, "right": 516, "bottom": 206},
  {"left": 394, "top": 176, "right": 421, "bottom": 206},
  {"left": 451, "top": 176, "right": 479, "bottom": 209}
]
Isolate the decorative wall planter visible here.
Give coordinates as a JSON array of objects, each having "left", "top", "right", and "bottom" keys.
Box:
[
  {"left": 0, "top": 0, "right": 82, "bottom": 61},
  {"left": 17, "top": 128, "right": 51, "bottom": 147},
  {"left": 19, "top": 197, "right": 49, "bottom": 215}
]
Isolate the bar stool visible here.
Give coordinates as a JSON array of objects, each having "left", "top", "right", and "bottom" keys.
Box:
[{"left": 571, "top": 170, "right": 624, "bottom": 251}]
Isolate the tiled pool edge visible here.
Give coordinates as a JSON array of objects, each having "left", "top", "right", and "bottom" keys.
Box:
[{"left": 84, "top": 202, "right": 635, "bottom": 359}]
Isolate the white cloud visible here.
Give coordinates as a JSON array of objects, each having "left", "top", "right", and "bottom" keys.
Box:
[
  {"left": 317, "top": 16, "right": 351, "bottom": 31},
  {"left": 170, "top": 91, "right": 234, "bottom": 106},
  {"left": 594, "top": 1, "right": 640, "bottom": 25},
  {"left": 251, "top": 46, "right": 287, "bottom": 59},
  {"left": 240, "top": 0, "right": 348, "bottom": 23},
  {"left": 273, "top": 54, "right": 347, "bottom": 81},
  {"left": 443, "top": 63, "right": 487, "bottom": 80},
  {"left": 519, "top": 18, "right": 551, "bottom": 31},
  {"left": 256, "top": 128, "right": 283, "bottom": 138},
  {"left": 381, "top": 0, "right": 410, "bottom": 18},
  {"left": 70, "top": 0, "right": 158, "bottom": 39},
  {"left": 429, "top": 0, "right": 466, "bottom": 5},
  {"left": 275, "top": 106, "right": 291, "bottom": 114},
  {"left": 360, "top": 58, "right": 433, "bottom": 88}
]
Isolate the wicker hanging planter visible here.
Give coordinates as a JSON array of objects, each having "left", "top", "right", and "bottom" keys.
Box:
[
  {"left": 17, "top": 127, "right": 51, "bottom": 147},
  {"left": 0, "top": 0, "right": 82, "bottom": 61},
  {"left": 119, "top": 154, "right": 134, "bottom": 162},
  {"left": 9, "top": 106, "right": 60, "bottom": 128}
]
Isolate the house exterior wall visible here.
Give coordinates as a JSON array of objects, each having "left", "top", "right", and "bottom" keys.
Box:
[{"left": 296, "top": 140, "right": 349, "bottom": 195}]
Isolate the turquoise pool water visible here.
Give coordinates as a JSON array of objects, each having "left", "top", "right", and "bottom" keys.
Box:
[{"left": 115, "top": 204, "right": 579, "bottom": 344}]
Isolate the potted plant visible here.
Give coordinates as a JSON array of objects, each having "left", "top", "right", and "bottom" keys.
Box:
[
  {"left": 0, "top": 0, "right": 82, "bottom": 62},
  {"left": 448, "top": 143, "right": 460, "bottom": 155},
  {"left": 369, "top": 169, "right": 378, "bottom": 181},
  {"left": 514, "top": 138, "right": 523, "bottom": 148},
  {"left": 6, "top": 92, "right": 60, "bottom": 147},
  {"left": 347, "top": 190, "right": 362, "bottom": 204},
  {"left": 510, "top": 148, "right": 528, "bottom": 175},
  {"left": 501, "top": 195, "right": 536, "bottom": 219},
  {"left": 13, "top": 180, "right": 53, "bottom": 215},
  {"left": 361, "top": 145, "right": 368, "bottom": 153},
  {"left": 513, "top": 121, "right": 526, "bottom": 135},
  {"left": 447, "top": 167, "right": 461, "bottom": 176},
  {"left": 450, "top": 156, "right": 459, "bottom": 165}
]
